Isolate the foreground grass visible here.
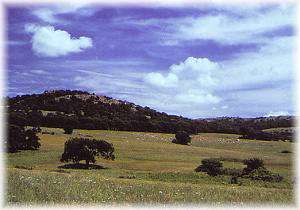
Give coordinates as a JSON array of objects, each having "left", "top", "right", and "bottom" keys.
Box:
[
  {"left": 6, "top": 168, "right": 294, "bottom": 206},
  {"left": 6, "top": 127, "right": 295, "bottom": 205}
]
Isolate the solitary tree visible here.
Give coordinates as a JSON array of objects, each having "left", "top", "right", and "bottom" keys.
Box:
[
  {"left": 172, "top": 131, "right": 191, "bottom": 145},
  {"left": 195, "top": 158, "right": 223, "bottom": 176},
  {"left": 60, "top": 137, "right": 115, "bottom": 166},
  {"left": 7, "top": 125, "right": 41, "bottom": 152}
]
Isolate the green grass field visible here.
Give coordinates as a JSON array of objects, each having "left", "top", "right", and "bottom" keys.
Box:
[{"left": 6, "top": 127, "right": 295, "bottom": 206}]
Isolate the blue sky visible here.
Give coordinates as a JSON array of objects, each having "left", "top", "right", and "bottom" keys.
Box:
[{"left": 6, "top": 3, "right": 296, "bottom": 118}]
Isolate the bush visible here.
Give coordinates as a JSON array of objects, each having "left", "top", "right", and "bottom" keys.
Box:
[
  {"left": 195, "top": 158, "right": 223, "bottom": 176},
  {"left": 242, "top": 167, "right": 283, "bottom": 182},
  {"left": 64, "top": 127, "right": 73, "bottom": 134},
  {"left": 242, "top": 158, "right": 264, "bottom": 174},
  {"left": 60, "top": 137, "right": 115, "bottom": 166},
  {"left": 172, "top": 131, "right": 191, "bottom": 145},
  {"left": 241, "top": 157, "right": 283, "bottom": 182}
]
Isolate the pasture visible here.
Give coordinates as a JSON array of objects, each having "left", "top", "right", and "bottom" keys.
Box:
[{"left": 6, "top": 127, "right": 295, "bottom": 206}]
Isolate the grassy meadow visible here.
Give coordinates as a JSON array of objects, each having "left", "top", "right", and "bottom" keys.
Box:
[{"left": 6, "top": 127, "right": 295, "bottom": 206}]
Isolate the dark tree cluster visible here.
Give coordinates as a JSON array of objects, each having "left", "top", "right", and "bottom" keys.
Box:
[
  {"left": 8, "top": 90, "right": 201, "bottom": 134},
  {"left": 7, "top": 124, "right": 40, "bottom": 152},
  {"left": 239, "top": 126, "right": 293, "bottom": 141},
  {"left": 60, "top": 137, "right": 115, "bottom": 166},
  {"left": 204, "top": 117, "right": 293, "bottom": 134},
  {"left": 195, "top": 157, "right": 283, "bottom": 182}
]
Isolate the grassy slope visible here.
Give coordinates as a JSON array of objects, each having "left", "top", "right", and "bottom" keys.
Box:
[{"left": 6, "top": 127, "right": 295, "bottom": 206}]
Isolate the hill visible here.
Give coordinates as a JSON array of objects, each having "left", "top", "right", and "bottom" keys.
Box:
[{"left": 8, "top": 90, "right": 294, "bottom": 135}]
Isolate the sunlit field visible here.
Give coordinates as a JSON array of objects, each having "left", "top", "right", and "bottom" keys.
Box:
[{"left": 6, "top": 127, "right": 295, "bottom": 206}]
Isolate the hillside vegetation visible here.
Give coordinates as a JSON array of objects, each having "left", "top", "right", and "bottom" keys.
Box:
[{"left": 8, "top": 90, "right": 294, "bottom": 136}]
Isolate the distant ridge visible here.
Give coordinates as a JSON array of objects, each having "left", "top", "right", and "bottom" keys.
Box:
[{"left": 8, "top": 90, "right": 294, "bottom": 134}]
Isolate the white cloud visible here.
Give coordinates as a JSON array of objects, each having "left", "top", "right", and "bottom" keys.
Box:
[
  {"left": 32, "top": 3, "right": 94, "bottom": 24},
  {"left": 218, "top": 36, "right": 295, "bottom": 91},
  {"left": 30, "top": 69, "right": 49, "bottom": 75},
  {"left": 25, "top": 24, "right": 93, "bottom": 57},
  {"left": 180, "top": 5, "right": 294, "bottom": 45},
  {"left": 264, "top": 111, "right": 290, "bottom": 117},
  {"left": 144, "top": 57, "right": 221, "bottom": 105},
  {"left": 144, "top": 72, "right": 178, "bottom": 88},
  {"left": 127, "top": 5, "right": 293, "bottom": 46},
  {"left": 32, "top": 8, "right": 59, "bottom": 24},
  {"left": 174, "top": 5, "right": 294, "bottom": 45}
]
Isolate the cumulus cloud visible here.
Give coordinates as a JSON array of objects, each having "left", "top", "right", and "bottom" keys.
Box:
[
  {"left": 144, "top": 57, "right": 221, "bottom": 105},
  {"left": 25, "top": 24, "right": 93, "bottom": 57},
  {"left": 144, "top": 72, "right": 178, "bottom": 88}
]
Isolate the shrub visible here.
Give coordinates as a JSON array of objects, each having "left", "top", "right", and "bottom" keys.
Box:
[
  {"left": 242, "top": 167, "right": 283, "bottom": 182},
  {"left": 60, "top": 137, "right": 115, "bottom": 166},
  {"left": 64, "top": 127, "right": 73, "bottom": 134},
  {"left": 241, "top": 157, "right": 283, "bottom": 182},
  {"left": 242, "top": 158, "right": 264, "bottom": 174},
  {"left": 172, "top": 131, "right": 191, "bottom": 145},
  {"left": 195, "top": 158, "right": 223, "bottom": 176}
]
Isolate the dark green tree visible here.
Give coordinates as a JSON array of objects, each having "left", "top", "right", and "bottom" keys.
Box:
[
  {"left": 7, "top": 125, "right": 40, "bottom": 152},
  {"left": 172, "top": 131, "right": 191, "bottom": 145},
  {"left": 60, "top": 138, "right": 115, "bottom": 166},
  {"left": 195, "top": 158, "right": 223, "bottom": 176}
]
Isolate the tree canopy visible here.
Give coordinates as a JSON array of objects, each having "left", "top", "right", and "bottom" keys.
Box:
[{"left": 60, "top": 137, "right": 115, "bottom": 166}]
